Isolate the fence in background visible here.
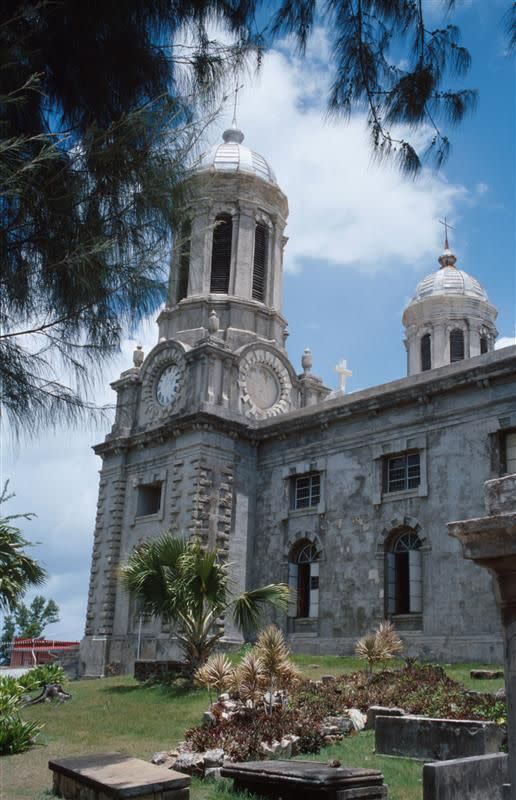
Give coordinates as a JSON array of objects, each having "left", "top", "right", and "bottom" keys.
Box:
[{"left": 1, "top": 638, "right": 80, "bottom": 667}]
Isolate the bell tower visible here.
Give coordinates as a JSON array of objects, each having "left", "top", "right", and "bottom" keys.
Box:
[{"left": 157, "top": 124, "right": 290, "bottom": 354}]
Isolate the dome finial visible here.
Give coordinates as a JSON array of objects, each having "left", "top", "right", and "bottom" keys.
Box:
[
  {"left": 222, "top": 83, "right": 245, "bottom": 144},
  {"left": 438, "top": 217, "right": 457, "bottom": 268}
]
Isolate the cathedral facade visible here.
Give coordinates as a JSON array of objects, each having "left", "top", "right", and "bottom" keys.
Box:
[{"left": 80, "top": 125, "right": 516, "bottom": 676}]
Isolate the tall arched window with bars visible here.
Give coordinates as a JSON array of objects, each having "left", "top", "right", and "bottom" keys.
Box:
[
  {"left": 450, "top": 328, "right": 465, "bottom": 362},
  {"left": 420, "top": 333, "right": 431, "bottom": 371},
  {"left": 210, "top": 213, "right": 232, "bottom": 293},
  {"left": 252, "top": 222, "right": 268, "bottom": 302}
]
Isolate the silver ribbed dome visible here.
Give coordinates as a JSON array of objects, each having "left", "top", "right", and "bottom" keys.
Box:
[
  {"left": 195, "top": 126, "right": 277, "bottom": 184},
  {"left": 411, "top": 248, "right": 488, "bottom": 303}
]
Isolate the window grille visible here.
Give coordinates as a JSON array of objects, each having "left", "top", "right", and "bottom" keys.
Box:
[
  {"left": 420, "top": 334, "right": 431, "bottom": 371},
  {"left": 504, "top": 431, "right": 516, "bottom": 475},
  {"left": 292, "top": 473, "right": 321, "bottom": 509},
  {"left": 384, "top": 453, "right": 420, "bottom": 493},
  {"left": 177, "top": 220, "right": 191, "bottom": 302},
  {"left": 210, "top": 214, "right": 232, "bottom": 293},
  {"left": 480, "top": 336, "right": 488, "bottom": 354},
  {"left": 252, "top": 223, "right": 268, "bottom": 302},
  {"left": 450, "top": 328, "right": 465, "bottom": 362}
]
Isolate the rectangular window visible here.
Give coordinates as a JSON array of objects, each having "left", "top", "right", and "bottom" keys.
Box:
[
  {"left": 503, "top": 431, "right": 516, "bottom": 475},
  {"left": 292, "top": 473, "right": 321, "bottom": 510},
  {"left": 384, "top": 453, "right": 421, "bottom": 493},
  {"left": 136, "top": 483, "right": 162, "bottom": 517}
]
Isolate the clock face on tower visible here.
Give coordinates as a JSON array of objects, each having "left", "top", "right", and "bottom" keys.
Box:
[{"left": 156, "top": 364, "right": 181, "bottom": 406}]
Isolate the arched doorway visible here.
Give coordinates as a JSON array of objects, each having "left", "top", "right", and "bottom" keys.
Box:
[
  {"left": 288, "top": 541, "right": 320, "bottom": 619},
  {"left": 385, "top": 530, "right": 422, "bottom": 616}
]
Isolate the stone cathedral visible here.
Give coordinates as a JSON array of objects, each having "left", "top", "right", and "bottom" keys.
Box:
[{"left": 80, "top": 124, "right": 516, "bottom": 676}]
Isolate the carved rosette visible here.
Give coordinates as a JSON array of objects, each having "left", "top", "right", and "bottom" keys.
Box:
[
  {"left": 141, "top": 345, "right": 186, "bottom": 423},
  {"left": 238, "top": 348, "right": 292, "bottom": 419}
]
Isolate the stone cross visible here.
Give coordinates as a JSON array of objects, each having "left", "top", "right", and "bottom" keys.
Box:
[
  {"left": 439, "top": 217, "right": 455, "bottom": 250},
  {"left": 335, "top": 360, "right": 352, "bottom": 393}
]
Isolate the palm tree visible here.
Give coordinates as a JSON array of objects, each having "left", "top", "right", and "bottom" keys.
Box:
[
  {"left": 120, "top": 533, "right": 291, "bottom": 676},
  {"left": 0, "top": 485, "right": 46, "bottom": 613}
]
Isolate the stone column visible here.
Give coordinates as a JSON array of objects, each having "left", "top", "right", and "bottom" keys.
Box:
[{"left": 448, "top": 474, "right": 516, "bottom": 800}]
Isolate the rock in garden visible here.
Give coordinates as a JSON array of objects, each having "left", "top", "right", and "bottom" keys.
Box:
[
  {"left": 171, "top": 752, "right": 205, "bottom": 776},
  {"left": 260, "top": 739, "right": 292, "bottom": 759},
  {"left": 348, "top": 708, "right": 367, "bottom": 731},
  {"left": 496, "top": 687, "right": 506, "bottom": 700},
  {"left": 204, "top": 767, "right": 222, "bottom": 780},
  {"left": 151, "top": 751, "right": 170, "bottom": 765},
  {"left": 321, "top": 675, "right": 336, "bottom": 684},
  {"left": 202, "top": 711, "right": 217, "bottom": 727},
  {"left": 325, "top": 715, "right": 354, "bottom": 734},
  {"left": 203, "top": 749, "right": 225, "bottom": 768}
]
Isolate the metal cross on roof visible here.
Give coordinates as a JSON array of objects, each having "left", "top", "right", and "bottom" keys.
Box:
[{"left": 439, "top": 217, "right": 455, "bottom": 250}]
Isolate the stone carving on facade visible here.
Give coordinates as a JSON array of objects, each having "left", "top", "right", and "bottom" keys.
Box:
[
  {"left": 140, "top": 343, "right": 187, "bottom": 424},
  {"left": 238, "top": 347, "right": 293, "bottom": 419}
]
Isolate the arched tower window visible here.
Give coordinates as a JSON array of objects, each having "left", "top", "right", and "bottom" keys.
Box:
[
  {"left": 480, "top": 335, "right": 488, "bottom": 354},
  {"left": 450, "top": 329, "right": 465, "bottom": 363},
  {"left": 288, "top": 541, "right": 319, "bottom": 619},
  {"left": 420, "top": 334, "right": 431, "bottom": 372},
  {"left": 385, "top": 531, "right": 422, "bottom": 616},
  {"left": 252, "top": 222, "right": 268, "bottom": 302},
  {"left": 176, "top": 219, "right": 191, "bottom": 302},
  {"left": 210, "top": 213, "right": 232, "bottom": 293}
]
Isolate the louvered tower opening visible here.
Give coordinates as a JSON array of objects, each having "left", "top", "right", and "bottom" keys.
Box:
[
  {"left": 210, "top": 213, "right": 232, "bottom": 293},
  {"left": 420, "top": 334, "right": 431, "bottom": 371},
  {"left": 450, "top": 329, "right": 465, "bottom": 362},
  {"left": 252, "top": 223, "right": 268, "bottom": 302},
  {"left": 480, "top": 336, "right": 488, "bottom": 354},
  {"left": 177, "top": 220, "right": 191, "bottom": 302}
]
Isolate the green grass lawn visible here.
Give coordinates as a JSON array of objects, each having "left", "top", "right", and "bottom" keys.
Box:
[{"left": 1, "top": 656, "right": 504, "bottom": 800}]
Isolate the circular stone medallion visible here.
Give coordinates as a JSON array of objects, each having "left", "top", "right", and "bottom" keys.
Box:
[
  {"left": 156, "top": 363, "right": 181, "bottom": 406},
  {"left": 246, "top": 364, "right": 280, "bottom": 410}
]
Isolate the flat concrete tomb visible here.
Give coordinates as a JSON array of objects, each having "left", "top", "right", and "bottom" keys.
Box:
[
  {"left": 49, "top": 753, "right": 190, "bottom": 799},
  {"left": 220, "top": 760, "right": 388, "bottom": 799},
  {"left": 423, "top": 753, "right": 508, "bottom": 800},
  {"left": 375, "top": 715, "right": 505, "bottom": 761}
]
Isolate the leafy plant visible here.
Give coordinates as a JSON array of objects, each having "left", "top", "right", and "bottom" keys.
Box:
[
  {"left": 120, "top": 534, "right": 290, "bottom": 676},
  {"left": 194, "top": 653, "right": 234, "bottom": 703},
  {"left": 0, "top": 673, "right": 44, "bottom": 754},
  {"left": 18, "top": 663, "right": 65, "bottom": 689},
  {"left": 254, "top": 626, "right": 302, "bottom": 711},
  {"left": 355, "top": 620, "right": 403, "bottom": 674}
]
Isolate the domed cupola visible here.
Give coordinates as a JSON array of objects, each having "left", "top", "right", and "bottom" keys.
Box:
[
  {"left": 402, "top": 232, "right": 498, "bottom": 376},
  {"left": 196, "top": 125, "right": 277, "bottom": 185},
  {"left": 157, "top": 122, "right": 289, "bottom": 352}
]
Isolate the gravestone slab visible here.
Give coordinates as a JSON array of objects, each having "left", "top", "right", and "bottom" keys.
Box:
[
  {"left": 375, "top": 716, "right": 505, "bottom": 761},
  {"left": 423, "top": 753, "right": 508, "bottom": 800},
  {"left": 365, "top": 706, "right": 405, "bottom": 731},
  {"left": 221, "top": 759, "right": 388, "bottom": 799},
  {"left": 49, "top": 752, "right": 190, "bottom": 799}
]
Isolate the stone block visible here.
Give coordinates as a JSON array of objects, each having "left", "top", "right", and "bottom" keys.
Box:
[
  {"left": 375, "top": 715, "right": 505, "bottom": 761},
  {"left": 470, "top": 669, "right": 504, "bottom": 679},
  {"left": 221, "top": 759, "right": 388, "bottom": 800},
  {"left": 423, "top": 753, "right": 508, "bottom": 800},
  {"left": 48, "top": 753, "right": 190, "bottom": 799},
  {"left": 485, "top": 474, "right": 516, "bottom": 515},
  {"left": 365, "top": 706, "right": 405, "bottom": 731}
]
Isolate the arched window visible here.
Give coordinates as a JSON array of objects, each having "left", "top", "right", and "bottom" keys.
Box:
[
  {"left": 385, "top": 531, "right": 422, "bottom": 616},
  {"left": 480, "top": 336, "right": 488, "bottom": 354},
  {"left": 420, "top": 333, "right": 431, "bottom": 372},
  {"left": 450, "top": 328, "right": 465, "bottom": 363},
  {"left": 176, "top": 219, "right": 191, "bottom": 302},
  {"left": 210, "top": 213, "right": 232, "bottom": 293},
  {"left": 288, "top": 541, "right": 319, "bottom": 619},
  {"left": 252, "top": 222, "right": 268, "bottom": 302}
]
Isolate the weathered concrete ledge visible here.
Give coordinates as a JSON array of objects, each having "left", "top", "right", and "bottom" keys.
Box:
[
  {"left": 220, "top": 760, "right": 388, "bottom": 799},
  {"left": 423, "top": 753, "right": 508, "bottom": 799},
  {"left": 375, "top": 715, "right": 505, "bottom": 761},
  {"left": 49, "top": 753, "right": 190, "bottom": 799}
]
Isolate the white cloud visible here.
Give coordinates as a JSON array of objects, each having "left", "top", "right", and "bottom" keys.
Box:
[
  {"left": 205, "top": 37, "right": 469, "bottom": 275},
  {"left": 495, "top": 336, "right": 516, "bottom": 350}
]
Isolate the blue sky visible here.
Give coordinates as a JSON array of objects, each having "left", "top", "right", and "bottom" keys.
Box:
[{"left": 2, "top": 1, "right": 515, "bottom": 639}]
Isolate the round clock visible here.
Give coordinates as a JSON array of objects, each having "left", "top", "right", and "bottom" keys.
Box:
[{"left": 156, "top": 363, "right": 181, "bottom": 406}]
